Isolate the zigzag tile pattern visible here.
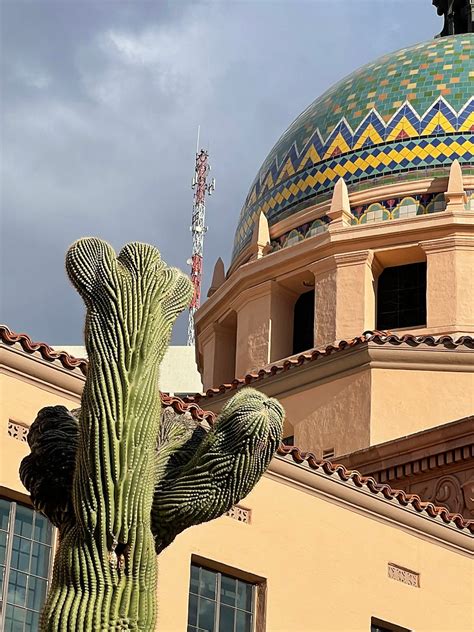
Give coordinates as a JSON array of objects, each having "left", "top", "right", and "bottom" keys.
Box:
[{"left": 232, "top": 35, "right": 474, "bottom": 261}]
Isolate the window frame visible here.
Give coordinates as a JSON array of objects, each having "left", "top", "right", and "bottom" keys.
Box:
[
  {"left": 371, "top": 616, "right": 411, "bottom": 632},
  {"left": 376, "top": 261, "right": 427, "bottom": 331},
  {"left": 0, "top": 497, "right": 55, "bottom": 632},
  {"left": 188, "top": 557, "right": 266, "bottom": 632}
]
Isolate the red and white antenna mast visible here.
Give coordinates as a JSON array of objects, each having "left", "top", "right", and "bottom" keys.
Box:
[{"left": 187, "top": 128, "right": 215, "bottom": 346}]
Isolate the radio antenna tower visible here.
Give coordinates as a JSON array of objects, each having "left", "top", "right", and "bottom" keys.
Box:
[{"left": 187, "top": 127, "right": 215, "bottom": 346}]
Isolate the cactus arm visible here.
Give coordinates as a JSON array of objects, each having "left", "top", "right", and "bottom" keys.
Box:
[
  {"left": 41, "top": 238, "right": 192, "bottom": 632},
  {"left": 151, "top": 388, "right": 284, "bottom": 553},
  {"left": 19, "top": 406, "right": 79, "bottom": 528}
]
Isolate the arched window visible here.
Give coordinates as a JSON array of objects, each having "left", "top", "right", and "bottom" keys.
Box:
[
  {"left": 377, "top": 262, "right": 426, "bottom": 330},
  {"left": 292, "top": 290, "right": 315, "bottom": 354}
]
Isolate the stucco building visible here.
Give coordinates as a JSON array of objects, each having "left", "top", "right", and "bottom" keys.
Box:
[
  {"left": 1, "top": 16, "right": 473, "bottom": 632},
  {"left": 192, "top": 33, "right": 474, "bottom": 520}
]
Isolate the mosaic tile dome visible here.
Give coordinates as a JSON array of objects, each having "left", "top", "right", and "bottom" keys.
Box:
[{"left": 232, "top": 34, "right": 474, "bottom": 262}]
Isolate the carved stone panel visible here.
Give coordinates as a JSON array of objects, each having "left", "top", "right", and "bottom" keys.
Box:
[
  {"left": 225, "top": 505, "right": 251, "bottom": 524},
  {"left": 388, "top": 563, "right": 420, "bottom": 587},
  {"left": 7, "top": 420, "right": 29, "bottom": 442}
]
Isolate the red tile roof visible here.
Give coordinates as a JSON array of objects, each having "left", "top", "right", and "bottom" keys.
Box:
[
  {"left": 0, "top": 325, "right": 215, "bottom": 424},
  {"left": 1, "top": 324, "right": 473, "bottom": 534},
  {"left": 1, "top": 324, "right": 88, "bottom": 374},
  {"left": 160, "top": 392, "right": 216, "bottom": 425},
  {"left": 277, "top": 445, "right": 473, "bottom": 534},
  {"left": 184, "top": 331, "right": 474, "bottom": 402}
]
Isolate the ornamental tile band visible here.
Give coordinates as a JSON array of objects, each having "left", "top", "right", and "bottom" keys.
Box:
[
  {"left": 351, "top": 192, "right": 446, "bottom": 225},
  {"left": 270, "top": 216, "right": 331, "bottom": 251},
  {"left": 268, "top": 191, "right": 449, "bottom": 250},
  {"left": 232, "top": 35, "right": 474, "bottom": 261}
]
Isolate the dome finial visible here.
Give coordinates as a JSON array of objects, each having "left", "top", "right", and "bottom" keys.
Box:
[
  {"left": 445, "top": 159, "right": 467, "bottom": 212},
  {"left": 327, "top": 177, "right": 353, "bottom": 228},
  {"left": 250, "top": 211, "right": 271, "bottom": 259},
  {"left": 433, "top": 0, "right": 473, "bottom": 37}
]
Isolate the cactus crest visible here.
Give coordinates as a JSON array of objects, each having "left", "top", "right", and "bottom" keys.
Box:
[{"left": 20, "top": 237, "right": 284, "bottom": 631}]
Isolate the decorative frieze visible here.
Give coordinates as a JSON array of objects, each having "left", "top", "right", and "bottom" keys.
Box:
[
  {"left": 351, "top": 191, "right": 446, "bottom": 225},
  {"left": 377, "top": 444, "right": 474, "bottom": 484},
  {"left": 270, "top": 216, "right": 330, "bottom": 252},
  {"left": 7, "top": 420, "right": 29, "bottom": 442},
  {"left": 388, "top": 563, "right": 419, "bottom": 587}
]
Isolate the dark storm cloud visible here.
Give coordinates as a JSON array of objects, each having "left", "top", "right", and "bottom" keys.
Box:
[{"left": 1, "top": 1, "right": 440, "bottom": 344}]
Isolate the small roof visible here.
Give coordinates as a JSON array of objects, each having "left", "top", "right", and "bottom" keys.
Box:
[{"left": 184, "top": 330, "right": 474, "bottom": 402}]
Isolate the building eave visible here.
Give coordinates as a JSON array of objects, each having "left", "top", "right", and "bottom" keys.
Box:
[{"left": 268, "top": 456, "right": 474, "bottom": 555}]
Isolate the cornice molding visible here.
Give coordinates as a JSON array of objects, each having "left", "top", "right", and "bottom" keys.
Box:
[
  {"left": 420, "top": 235, "right": 474, "bottom": 253},
  {"left": 364, "top": 443, "right": 473, "bottom": 485},
  {"left": 196, "top": 213, "right": 474, "bottom": 336},
  {"left": 241, "top": 175, "right": 470, "bottom": 269},
  {"left": 228, "top": 280, "right": 273, "bottom": 312},
  {"left": 333, "top": 249, "right": 374, "bottom": 267},
  {"left": 0, "top": 345, "right": 84, "bottom": 400},
  {"left": 337, "top": 417, "right": 474, "bottom": 483}
]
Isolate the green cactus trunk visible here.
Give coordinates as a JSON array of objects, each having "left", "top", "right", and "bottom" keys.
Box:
[
  {"left": 19, "top": 237, "right": 284, "bottom": 632},
  {"left": 40, "top": 239, "right": 191, "bottom": 631}
]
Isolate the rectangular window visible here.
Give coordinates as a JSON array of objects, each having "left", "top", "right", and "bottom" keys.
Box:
[
  {"left": 0, "top": 498, "right": 54, "bottom": 632},
  {"left": 293, "top": 290, "right": 315, "bottom": 355},
  {"left": 188, "top": 563, "right": 257, "bottom": 632},
  {"left": 376, "top": 262, "right": 426, "bottom": 330}
]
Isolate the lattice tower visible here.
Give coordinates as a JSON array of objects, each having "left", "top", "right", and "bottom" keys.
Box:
[{"left": 187, "top": 148, "right": 215, "bottom": 346}]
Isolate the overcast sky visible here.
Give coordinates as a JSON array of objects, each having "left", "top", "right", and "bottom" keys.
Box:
[{"left": 1, "top": 1, "right": 440, "bottom": 346}]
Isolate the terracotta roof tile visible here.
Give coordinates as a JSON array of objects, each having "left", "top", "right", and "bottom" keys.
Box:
[
  {"left": 0, "top": 324, "right": 215, "bottom": 424},
  {"left": 160, "top": 392, "right": 216, "bottom": 425},
  {"left": 1, "top": 324, "right": 88, "bottom": 375},
  {"left": 276, "top": 445, "right": 474, "bottom": 533},
  {"left": 185, "top": 331, "right": 474, "bottom": 402},
  {"left": 2, "top": 324, "right": 472, "bottom": 534}
]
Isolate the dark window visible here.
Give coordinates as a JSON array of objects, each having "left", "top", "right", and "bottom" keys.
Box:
[
  {"left": 293, "top": 290, "right": 315, "bottom": 354},
  {"left": 187, "top": 563, "right": 256, "bottom": 632},
  {"left": 0, "top": 498, "right": 54, "bottom": 632},
  {"left": 323, "top": 448, "right": 335, "bottom": 459},
  {"left": 371, "top": 617, "right": 410, "bottom": 632},
  {"left": 376, "top": 262, "right": 426, "bottom": 330},
  {"left": 281, "top": 435, "right": 294, "bottom": 447}
]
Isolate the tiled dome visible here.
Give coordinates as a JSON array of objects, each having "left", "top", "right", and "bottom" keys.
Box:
[{"left": 232, "top": 35, "right": 474, "bottom": 262}]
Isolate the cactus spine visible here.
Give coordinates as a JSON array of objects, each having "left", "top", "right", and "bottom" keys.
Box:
[{"left": 20, "top": 237, "right": 284, "bottom": 631}]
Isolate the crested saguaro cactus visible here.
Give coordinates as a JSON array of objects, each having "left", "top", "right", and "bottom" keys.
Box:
[{"left": 20, "top": 238, "right": 284, "bottom": 631}]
